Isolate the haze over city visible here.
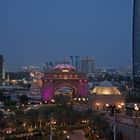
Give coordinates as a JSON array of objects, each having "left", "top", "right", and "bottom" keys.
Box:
[{"left": 0, "top": 0, "right": 133, "bottom": 68}]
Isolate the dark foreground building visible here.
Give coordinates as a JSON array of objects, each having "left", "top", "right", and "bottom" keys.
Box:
[{"left": 133, "top": 0, "right": 140, "bottom": 88}]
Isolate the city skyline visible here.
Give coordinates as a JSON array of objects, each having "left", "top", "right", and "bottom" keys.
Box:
[{"left": 0, "top": 0, "right": 133, "bottom": 68}]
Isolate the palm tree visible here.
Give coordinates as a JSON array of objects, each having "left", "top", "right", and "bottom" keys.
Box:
[
  {"left": 18, "top": 95, "right": 28, "bottom": 105},
  {"left": 14, "top": 109, "right": 25, "bottom": 130},
  {"left": 89, "top": 113, "right": 111, "bottom": 140},
  {"left": 25, "top": 109, "right": 39, "bottom": 130},
  {"left": 54, "top": 94, "right": 71, "bottom": 107}
]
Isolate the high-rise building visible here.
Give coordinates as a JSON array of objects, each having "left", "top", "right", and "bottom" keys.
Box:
[
  {"left": 69, "top": 55, "right": 80, "bottom": 70},
  {"left": 0, "top": 55, "right": 4, "bottom": 80},
  {"left": 81, "top": 57, "right": 95, "bottom": 74},
  {"left": 133, "top": 0, "right": 140, "bottom": 88}
]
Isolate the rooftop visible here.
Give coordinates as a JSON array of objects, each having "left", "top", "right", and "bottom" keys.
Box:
[{"left": 53, "top": 64, "right": 76, "bottom": 71}]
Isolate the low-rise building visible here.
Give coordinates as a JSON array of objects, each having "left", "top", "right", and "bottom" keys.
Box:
[{"left": 88, "top": 80, "right": 125, "bottom": 110}]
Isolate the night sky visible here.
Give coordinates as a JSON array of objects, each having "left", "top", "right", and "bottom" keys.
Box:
[{"left": 0, "top": 0, "right": 133, "bottom": 68}]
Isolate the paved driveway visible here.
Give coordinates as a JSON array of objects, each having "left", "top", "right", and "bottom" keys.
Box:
[{"left": 69, "top": 130, "right": 87, "bottom": 140}]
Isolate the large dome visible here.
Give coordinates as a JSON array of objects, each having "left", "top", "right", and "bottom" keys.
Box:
[
  {"left": 54, "top": 64, "right": 76, "bottom": 70},
  {"left": 92, "top": 80, "right": 121, "bottom": 95}
]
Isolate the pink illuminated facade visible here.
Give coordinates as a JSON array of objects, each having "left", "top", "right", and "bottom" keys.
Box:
[{"left": 42, "top": 64, "right": 88, "bottom": 101}]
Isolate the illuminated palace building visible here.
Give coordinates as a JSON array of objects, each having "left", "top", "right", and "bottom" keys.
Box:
[
  {"left": 42, "top": 64, "right": 88, "bottom": 101},
  {"left": 88, "top": 80, "right": 125, "bottom": 110},
  {"left": 133, "top": 0, "right": 140, "bottom": 88}
]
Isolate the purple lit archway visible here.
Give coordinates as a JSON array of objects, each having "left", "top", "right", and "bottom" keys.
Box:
[{"left": 42, "top": 64, "right": 88, "bottom": 101}]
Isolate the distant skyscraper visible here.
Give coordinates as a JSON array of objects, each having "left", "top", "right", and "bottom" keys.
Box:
[
  {"left": 70, "top": 56, "right": 74, "bottom": 66},
  {"left": 133, "top": 0, "right": 140, "bottom": 88},
  {"left": 0, "top": 55, "right": 5, "bottom": 80},
  {"left": 69, "top": 55, "right": 80, "bottom": 70},
  {"left": 75, "top": 56, "right": 80, "bottom": 70},
  {"left": 81, "top": 57, "right": 95, "bottom": 74}
]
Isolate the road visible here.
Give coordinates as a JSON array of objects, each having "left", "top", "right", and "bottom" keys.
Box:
[{"left": 69, "top": 130, "right": 87, "bottom": 140}]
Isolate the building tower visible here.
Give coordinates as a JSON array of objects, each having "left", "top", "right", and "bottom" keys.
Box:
[
  {"left": 69, "top": 55, "right": 80, "bottom": 70},
  {"left": 133, "top": 0, "right": 140, "bottom": 88},
  {"left": 81, "top": 56, "right": 95, "bottom": 75},
  {"left": 0, "top": 55, "right": 4, "bottom": 80},
  {"left": 70, "top": 56, "right": 74, "bottom": 66},
  {"left": 75, "top": 56, "right": 80, "bottom": 70}
]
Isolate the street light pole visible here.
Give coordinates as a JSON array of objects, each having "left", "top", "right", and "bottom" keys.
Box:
[
  {"left": 113, "top": 109, "right": 116, "bottom": 140},
  {"left": 49, "top": 116, "right": 56, "bottom": 140},
  {"left": 50, "top": 122, "right": 52, "bottom": 140}
]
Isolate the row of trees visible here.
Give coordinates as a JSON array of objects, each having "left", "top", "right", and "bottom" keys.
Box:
[
  {"left": 0, "top": 92, "right": 29, "bottom": 107},
  {"left": 126, "top": 92, "right": 140, "bottom": 103},
  {"left": 88, "top": 72, "right": 132, "bottom": 83},
  {"left": 0, "top": 92, "right": 16, "bottom": 106},
  {"left": 0, "top": 93, "right": 123, "bottom": 140}
]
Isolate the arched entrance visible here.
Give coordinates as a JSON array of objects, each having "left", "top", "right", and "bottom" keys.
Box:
[
  {"left": 54, "top": 83, "right": 77, "bottom": 97},
  {"left": 42, "top": 64, "right": 88, "bottom": 101}
]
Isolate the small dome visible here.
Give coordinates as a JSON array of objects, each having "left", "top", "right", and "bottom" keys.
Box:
[
  {"left": 54, "top": 64, "right": 76, "bottom": 70},
  {"left": 92, "top": 80, "right": 121, "bottom": 95}
]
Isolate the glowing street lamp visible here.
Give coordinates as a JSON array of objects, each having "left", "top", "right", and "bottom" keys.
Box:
[
  {"left": 6, "top": 130, "right": 11, "bottom": 134},
  {"left": 82, "top": 98, "right": 86, "bottom": 101},
  {"left": 121, "top": 103, "right": 125, "bottom": 110},
  {"left": 63, "top": 130, "right": 67, "bottom": 134},
  {"left": 96, "top": 103, "right": 99, "bottom": 106},
  {"left": 66, "top": 135, "right": 70, "bottom": 139},
  {"left": 106, "top": 103, "right": 109, "bottom": 107},
  {"left": 134, "top": 106, "right": 139, "bottom": 117},
  {"left": 135, "top": 106, "right": 139, "bottom": 111},
  {"left": 23, "top": 123, "right": 26, "bottom": 127},
  {"left": 23, "top": 123, "right": 26, "bottom": 129},
  {"left": 118, "top": 105, "right": 121, "bottom": 109},
  {"left": 50, "top": 119, "right": 56, "bottom": 140},
  {"left": 82, "top": 120, "right": 86, "bottom": 123},
  {"left": 51, "top": 121, "right": 56, "bottom": 125},
  {"left": 96, "top": 103, "right": 99, "bottom": 110}
]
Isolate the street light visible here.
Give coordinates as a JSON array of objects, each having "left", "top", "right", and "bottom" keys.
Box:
[
  {"left": 105, "top": 103, "right": 109, "bottom": 113},
  {"left": 6, "top": 130, "right": 12, "bottom": 134},
  {"left": 66, "top": 135, "right": 70, "bottom": 140},
  {"left": 82, "top": 120, "right": 87, "bottom": 123},
  {"left": 96, "top": 103, "right": 99, "bottom": 110},
  {"left": 63, "top": 130, "right": 67, "bottom": 134},
  {"left": 106, "top": 103, "right": 109, "bottom": 107},
  {"left": 23, "top": 123, "right": 26, "bottom": 129},
  {"left": 50, "top": 119, "right": 56, "bottom": 140},
  {"left": 134, "top": 106, "right": 139, "bottom": 117},
  {"left": 50, "top": 121, "right": 53, "bottom": 140},
  {"left": 113, "top": 108, "right": 116, "bottom": 140},
  {"left": 82, "top": 98, "right": 86, "bottom": 101}
]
